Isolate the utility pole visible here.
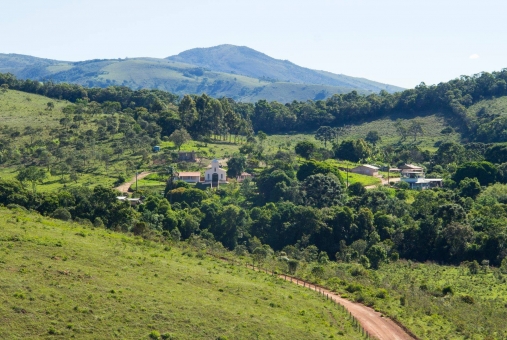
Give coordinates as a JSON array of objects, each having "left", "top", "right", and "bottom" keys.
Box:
[{"left": 346, "top": 164, "right": 349, "bottom": 188}]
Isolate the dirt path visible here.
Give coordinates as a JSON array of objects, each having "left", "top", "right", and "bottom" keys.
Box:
[
  {"left": 246, "top": 262, "right": 415, "bottom": 340},
  {"left": 365, "top": 177, "right": 401, "bottom": 190},
  {"left": 114, "top": 171, "right": 152, "bottom": 193},
  {"left": 280, "top": 276, "right": 415, "bottom": 340}
]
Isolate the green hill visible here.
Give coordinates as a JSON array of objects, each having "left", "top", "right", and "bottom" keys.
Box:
[
  {"left": 167, "top": 44, "right": 403, "bottom": 93},
  {"left": 0, "top": 45, "right": 403, "bottom": 103},
  {"left": 0, "top": 207, "right": 360, "bottom": 339}
]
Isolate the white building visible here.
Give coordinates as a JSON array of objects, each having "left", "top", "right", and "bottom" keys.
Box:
[
  {"left": 177, "top": 172, "right": 201, "bottom": 183},
  {"left": 204, "top": 159, "right": 227, "bottom": 186},
  {"left": 400, "top": 164, "right": 442, "bottom": 189},
  {"left": 351, "top": 164, "right": 379, "bottom": 177}
]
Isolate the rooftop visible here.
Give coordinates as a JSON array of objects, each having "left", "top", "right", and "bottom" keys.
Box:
[{"left": 178, "top": 172, "right": 201, "bottom": 177}]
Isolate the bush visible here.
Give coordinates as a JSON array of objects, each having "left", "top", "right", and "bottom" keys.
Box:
[
  {"left": 460, "top": 295, "right": 475, "bottom": 304},
  {"left": 348, "top": 182, "right": 366, "bottom": 196},
  {"left": 345, "top": 283, "right": 363, "bottom": 293},
  {"left": 52, "top": 208, "right": 71, "bottom": 221},
  {"left": 376, "top": 289, "right": 388, "bottom": 299},
  {"left": 149, "top": 330, "right": 161, "bottom": 339},
  {"left": 442, "top": 286, "right": 454, "bottom": 296}
]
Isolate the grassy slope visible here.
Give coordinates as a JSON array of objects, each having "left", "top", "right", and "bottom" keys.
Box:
[
  {"left": 0, "top": 90, "right": 141, "bottom": 192},
  {"left": 466, "top": 95, "right": 507, "bottom": 118},
  {"left": 0, "top": 207, "right": 361, "bottom": 339}
]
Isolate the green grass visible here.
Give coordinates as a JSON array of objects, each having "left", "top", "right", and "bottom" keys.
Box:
[
  {"left": 0, "top": 207, "right": 361, "bottom": 339},
  {"left": 0, "top": 89, "right": 69, "bottom": 133}
]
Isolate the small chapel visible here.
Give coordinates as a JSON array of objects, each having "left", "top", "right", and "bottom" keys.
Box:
[{"left": 204, "top": 159, "right": 227, "bottom": 187}]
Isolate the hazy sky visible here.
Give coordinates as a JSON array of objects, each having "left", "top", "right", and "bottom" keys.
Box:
[{"left": 1, "top": 0, "right": 506, "bottom": 88}]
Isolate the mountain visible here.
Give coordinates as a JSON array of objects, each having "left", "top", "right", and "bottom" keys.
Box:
[
  {"left": 0, "top": 46, "right": 403, "bottom": 103},
  {"left": 167, "top": 44, "right": 402, "bottom": 93}
]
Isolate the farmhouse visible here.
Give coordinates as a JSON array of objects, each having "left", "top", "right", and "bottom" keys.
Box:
[
  {"left": 176, "top": 172, "right": 201, "bottom": 183},
  {"left": 400, "top": 164, "right": 442, "bottom": 189},
  {"left": 237, "top": 172, "right": 252, "bottom": 182},
  {"left": 351, "top": 164, "right": 379, "bottom": 177}
]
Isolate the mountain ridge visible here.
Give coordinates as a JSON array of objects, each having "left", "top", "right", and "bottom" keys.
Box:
[{"left": 0, "top": 45, "right": 403, "bottom": 102}]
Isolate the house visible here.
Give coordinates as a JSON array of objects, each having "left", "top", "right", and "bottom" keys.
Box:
[
  {"left": 176, "top": 171, "right": 201, "bottom": 183},
  {"left": 400, "top": 164, "right": 442, "bottom": 189},
  {"left": 237, "top": 172, "right": 252, "bottom": 183},
  {"left": 117, "top": 196, "right": 143, "bottom": 206},
  {"left": 204, "top": 159, "right": 227, "bottom": 187},
  {"left": 351, "top": 164, "right": 379, "bottom": 177},
  {"left": 178, "top": 151, "right": 197, "bottom": 162}
]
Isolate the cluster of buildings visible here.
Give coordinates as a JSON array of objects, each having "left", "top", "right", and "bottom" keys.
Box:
[
  {"left": 175, "top": 159, "right": 252, "bottom": 187},
  {"left": 350, "top": 163, "right": 442, "bottom": 189}
]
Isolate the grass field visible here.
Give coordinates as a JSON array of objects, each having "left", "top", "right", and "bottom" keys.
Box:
[{"left": 0, "top": 207, "right": 362, "bottom": 339}]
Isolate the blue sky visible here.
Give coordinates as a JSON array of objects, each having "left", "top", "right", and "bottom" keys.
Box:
[{"left": 1, "top": 0, "right": 506, "bottom": 88}]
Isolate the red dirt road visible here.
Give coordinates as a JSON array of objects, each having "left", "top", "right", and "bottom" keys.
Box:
[
  {"left": 114, "top": 171, "right": 152, "bottom": 193},
  {"left": 283, "top": 275, "right": 415, "bottom": 340}
]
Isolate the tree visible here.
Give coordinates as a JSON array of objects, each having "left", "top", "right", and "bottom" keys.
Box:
[
  {"left": 16, "top": 166, "right": 47, "bottom": 193},
  {"left": 365, "top": 131, "right": 381, "bottom": 145},
  {"left": 459, "top": 177, "right": 481, "bottom": 199},
  {"left": 253, "top": 247, "right": 268, "bottom": 266},
  {"left": 408, "top": 120, "right": 424, "bottom": 141},
  {"left": 315, "top": 126, "right": 336, "bottom": 147},
  {"left": 295, "top": 140, "right": 316, "bottom": 160},
  {"left": 287, "top": 259, "right": 299, "bottom": 275},
  {"left": 257, "top": 131, "right": 267, "bottom": 144},
  {"left": 169, "top": 128, "right": 191, "bottom": 151},
  {"left": 394, "top": 119, "right": 408, "bottom": 141},
  {"left": 453, "top": 161, "right": 498, "bottom": 186},
  {"left": 365, "top": 245, "right": 387, "bottom": 269},
  {"left": 178, "top": 95, "right": 198, "bottom": 129},
  {"left": 0, "top": 84, "right": 8, "bottom": 93},
  {"left": 348, "top": 182, "right": 366, "bottom": 196},
  {"left": 334, "top": 139, "right": 371, "bottom": 162},
  {"left": 46, "top": 102, "right": 55, "bottom": 111},
  {"left": 301, "top": 173, "right": 344, "bottom": 208},
  {"left": 226, "top": 155, "right": 247, "bottom": 178}
]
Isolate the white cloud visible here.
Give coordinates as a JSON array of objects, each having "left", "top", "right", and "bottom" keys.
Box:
[{"left": 469, "top": 54, "right": 480, "bottom": 59}]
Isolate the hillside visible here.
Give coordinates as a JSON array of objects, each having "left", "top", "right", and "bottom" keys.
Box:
[
  {"left": 0, "top": 46, "right": 403, "bottom": 103},
  {"left": 0, "top": 207, "right": 361, "bottom": 339},
  {"left": 167, "top": 45, "right": 404, "bottom": 93}
]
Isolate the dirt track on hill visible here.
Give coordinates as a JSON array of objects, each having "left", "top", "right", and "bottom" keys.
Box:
[
  {"left": 114, "top": 171, "right": 152, "bottom": 193},
  {"left": 246, "top": 262, "right": 415, "bottom": 340},
  {"left": 279, "top": 275, "right": 415, "bottom": 340}
]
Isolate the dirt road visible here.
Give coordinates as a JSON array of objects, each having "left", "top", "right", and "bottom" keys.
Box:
[
  {"left": 365, "top": 177, "right": 401, "bottom": 190},
  {"left": 283, "top": 276, "right": 415, "bottom": 340},
  {"left": 114, "top": 171, "right": 152, "bottom": 193}
]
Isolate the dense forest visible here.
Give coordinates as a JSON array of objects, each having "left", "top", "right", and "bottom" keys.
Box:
[
  {"left": 2, "top": 69, "right": 507, "bottom": 141},
  {"left": 2, "top": 70, "right": 507, "bottom": 272}
]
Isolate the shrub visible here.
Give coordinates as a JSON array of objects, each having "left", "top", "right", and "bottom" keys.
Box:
[
  {"left": 345, "top": 283, "right": 363, "bottom": 293},
  {"left": 460, "top": 295, "right": 475, "bottom": 304},
  {"left": 442, "top": 286, "right": 454, "bottom": 296},
  {"left": 149, "top": 330, "right": 161, "bottom": 339},
  {"left": 52, "top": 208, "right": 71, "bottom": 221},
  {"left": 468, "top": 260, "right": 480, "bottom": 274},
  {"left": 376, "top": 289, "right": 388, "bottom": 299}
]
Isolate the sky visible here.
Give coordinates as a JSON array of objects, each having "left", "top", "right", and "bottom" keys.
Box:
[{"left": 1, "top": 0, "right": 506, "bottom": 89}]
